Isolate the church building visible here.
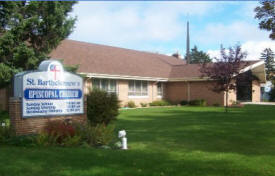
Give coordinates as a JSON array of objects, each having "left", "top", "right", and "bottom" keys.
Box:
[{"left": 49, "top": 39, "right": 266, "bottom": 107}]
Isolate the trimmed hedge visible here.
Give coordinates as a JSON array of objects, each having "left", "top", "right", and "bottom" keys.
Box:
[
  {"left": 127, "top": 101, "right": 136, "bottom": 108},
  {"left": 189, "top": 99, "right": 207, "bottom": 106},
  {"left": 140, "top": 102, "right": 148, "bottom": 107},
  {"left": 149, "top": 100, "right": 170, "bottom": 106},
  {"left": 180, "top": 99, "right": 207, "bottom": 106},
  {"left": 180, "top": 100, "right": 189, "bottom": 106}
]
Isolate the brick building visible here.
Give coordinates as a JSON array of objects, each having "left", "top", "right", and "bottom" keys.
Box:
[
  {"left": 50, "top": 39, "right": 266, "bottom": 107},
  {"left": 0, "top": 39, "right": 266, "bottom": 110}
]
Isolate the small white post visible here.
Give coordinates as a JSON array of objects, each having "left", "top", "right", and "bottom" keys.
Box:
[
  {"left": 122, "top": 137, "right": 127, "bottom": 150},
  {"left": 118, "top": 130, "right": 128, "bottom": 150}
]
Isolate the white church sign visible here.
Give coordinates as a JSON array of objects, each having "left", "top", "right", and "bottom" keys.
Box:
[{"left": 14, "top": 60, "right": 84, "bottom": 117}]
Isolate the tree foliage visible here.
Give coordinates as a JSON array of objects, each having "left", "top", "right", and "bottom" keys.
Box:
[
  {"left": 200, "top": 45, "right": 247, "bottom": 112},
  {"left": 188, "top": 46, "right": 212, "bottom": 64},
  {"left": 254, "top": 0, "right": 275, "bottom": 40},
  {"left": 260, "top": 48, "right": 275, "bottom": 80},
  {"left": 0, "top": 1, "right": 77, "bottom": 88}
]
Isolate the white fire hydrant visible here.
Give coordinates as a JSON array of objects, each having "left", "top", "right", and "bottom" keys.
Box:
[{"left": 118, "top": 130, "right": 128, "bottom": 150}]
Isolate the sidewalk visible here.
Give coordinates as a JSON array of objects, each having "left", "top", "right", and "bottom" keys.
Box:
[{"left": 242, "top": 102, "right": 275, "bottom": 106}]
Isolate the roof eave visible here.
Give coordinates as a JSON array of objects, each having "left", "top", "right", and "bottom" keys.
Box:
[
  {"left": 80, "top": 72, "right": 169, "bottom": 82},
  {"left": 238, "top": 60, "right": 266, "bottom": 83},
  {"left": 168, "top": 77, "right": 211, "bottom": 82}
]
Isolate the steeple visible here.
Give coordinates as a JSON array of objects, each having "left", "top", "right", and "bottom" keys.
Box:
[{"left": 186, "top": 21, "right": 190, "bottom": 64}]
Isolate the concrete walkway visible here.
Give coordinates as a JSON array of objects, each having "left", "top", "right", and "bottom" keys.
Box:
[{"left": 242, "top": 102, "right": 275, "bottom": 106}]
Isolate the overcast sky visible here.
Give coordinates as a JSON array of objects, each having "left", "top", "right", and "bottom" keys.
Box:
[{"left": 69, "top": 1, "right": 275, "bottom": 60}]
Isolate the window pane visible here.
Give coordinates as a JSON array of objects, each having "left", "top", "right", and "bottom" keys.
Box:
[
  {"left": 135, "top": 81, "right": 141, "bottom": 95},
  {"left": 157, "top": 82, "right": 163, "bottom": 96},
  {"left": 142, "top": 81, "right": 148, "bottom": 95},
  {"left": 101, "top": 79, "right": 108, "bottom": 91},
  {"left": 129, "top": 80, "right": 135, "bottom": 92},
  {"left": 141, "top": 92, "right": 147, "bottom": 96},
  {"left": 128, "top": 92, "right": 135, "bottom": 96},
  {"left": 109, "top": 80, "right": 116, "bottom": 92},
  {"left": 135, "top": 81, "right": 141, "bottom": 91},
  {"left": 92, "top": 79, "right": 100, "bottom": 89}
]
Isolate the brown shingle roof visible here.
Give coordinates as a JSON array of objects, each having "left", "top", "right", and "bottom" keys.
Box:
[
  {"left": 170, "top": 64, "right": 202, "bottom": 78},
  {"left": 50, "top": 40, "right": 262, "bottom": 80},
  {"left": 169, "top": 61, "right": 260, "bottom": 79},
  {"left": 50, "top": 39, "right": 186, "bottom": 78}
]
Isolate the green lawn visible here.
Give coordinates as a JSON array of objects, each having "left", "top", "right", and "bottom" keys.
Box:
[{"left": 1, "top": 105, "right": 275, "bottom": 176}]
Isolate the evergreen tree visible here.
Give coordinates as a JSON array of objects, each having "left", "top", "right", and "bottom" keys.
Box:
[
  {"left": 189, "top": 46, "right": 212, "bottom": 64},
  {"left": 254, "top": 1, "right": 275, "bottom": 40},
  {"left": 260, "top": 48, "right": 275, "bottom": 80},
  {"left": 0, "top": 1, "right": 77, "bottom": 88}
]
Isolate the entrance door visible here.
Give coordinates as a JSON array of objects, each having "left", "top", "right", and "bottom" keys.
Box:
[{"left": 237, "top": 82, "right": 252, "bottom": 101}]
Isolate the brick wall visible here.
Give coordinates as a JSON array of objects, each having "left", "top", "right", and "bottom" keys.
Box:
[
  {"left": 117, "top": 80, "right": 161, "bottom": 107},
  {"left": 252, "top": 80, "right": 261, "bottom": 102},
  {"left": 9, "top": 97, "right": 87, "bottom": 136},
  {"left": 84, "top": 79, "right": 162, "bottom": 107},
  {"left": 164, "top": 82, "right": 188, "bottom": 103},
  {"left": 165, "top": 81, "right": 225, "bottom": 106}
]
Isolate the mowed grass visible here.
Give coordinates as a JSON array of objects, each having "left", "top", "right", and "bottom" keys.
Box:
[{"left": 1, "top": 105, "right": 275, "bottom": 176}]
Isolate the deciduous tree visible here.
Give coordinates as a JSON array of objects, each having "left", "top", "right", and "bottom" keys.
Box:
[{"left": 200, "top": 45, "right": 247, "bottom": 112}]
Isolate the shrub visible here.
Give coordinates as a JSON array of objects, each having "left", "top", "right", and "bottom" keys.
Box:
[
  {"left": 70, "top": 121, "right": 115, "bottom": 147},
  {"left": 189, "top": 99, "right": 207, "bottom": 106},
  {"left": 5, "top": 135, "right": 35, "bottom": 147},
  {"left": 140, "top": 102, "right": 148, "bottom": 107},
  {"left": 0, "top": 110, "right": 9, "bottom": 124},
  {"left": 199, "top": 100, "right": 207, "bottom": 106},
  {"left": 127, "top": 101, "right": 136, "bottom": 108},
  {"left": 149, "top": 100, "right": 170, "bottom": 106},
  {"left": 0, "top": 125, "right": 13, "bottom": 143},
  {"left": 63, "top": 135, "right": 82, "bottom": 147},
  {"left": 180, "top": 100, "right": 189, "bottom": 106},
  {"left": 85, "top": 123, "right": 115, "bottom": 146},
  {"left": 213, "top": 103, "right": 221, "bottom": 107},
  {"left": 44, "top": 120, "right": 75, "bottom": 144},
  {"left": 87, "top": 89, "right": 120, "bottom": 126},
  {"left": 35, "top": 121, "right": 116, "bottom": 147},
  {"left": 35, "top": 132, "right": 52, "bottom": 147},
  {"left": 0, "top": 121, "right": 35, "bottom": 147}
]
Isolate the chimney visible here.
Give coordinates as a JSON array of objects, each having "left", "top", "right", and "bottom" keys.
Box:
[
  {"left": 172, "top": 51, "right": 182, "bottom": 59},
  {"left": 186, "top": 21, "right": 190, "bottom": 64}
]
